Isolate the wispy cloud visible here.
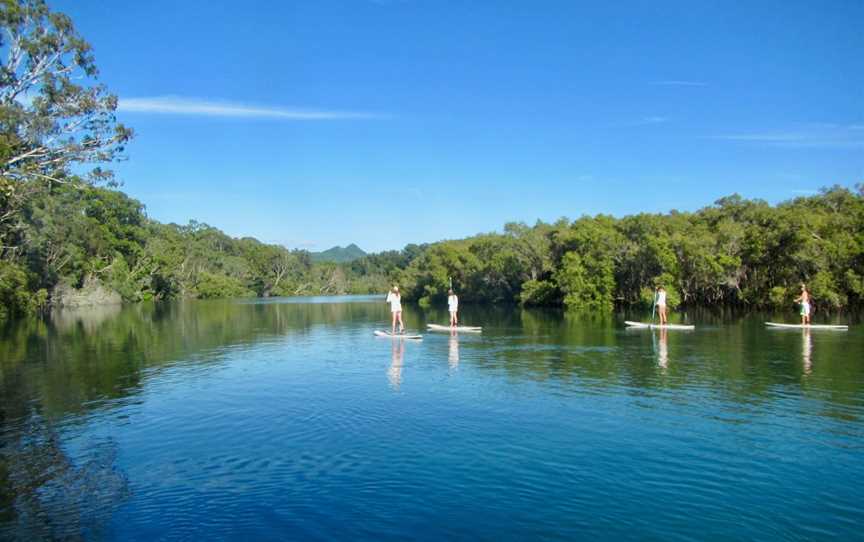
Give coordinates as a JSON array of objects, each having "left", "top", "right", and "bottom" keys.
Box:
[
  {"left": 650, "top": 80, "right": 708, "bottom": 87},
  {"left": 641, "top": 116, "right": 668, "bottom": 124},
  {"left": 118, "top": 96, "right": 383, "bottom": 120},
  {"left": 710, "top": 133, "right": 808, "bottom": 142},
  {"left": 615, "top": 116, "right": 670, "bottom": 128},
  {"left": 705, "top": 124, "right": 864, "bottom": 149}
]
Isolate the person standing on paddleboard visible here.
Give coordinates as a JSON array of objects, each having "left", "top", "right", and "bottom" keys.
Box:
[
  {"left": 656, "top": 286, "right": 668, "bottom": 326},
  {"left": 448, "top": 289, "right": 459, "bottom": 328},
  {"left": 794, "top": 283, "right": 811, "bottom": 326},
  {"left": 386, "top": 286, "right": 405, "bottom": 334}
]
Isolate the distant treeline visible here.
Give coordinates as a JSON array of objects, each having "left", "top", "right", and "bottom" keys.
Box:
[
  {"left": 1, "top": 183, "right": 862, "bottom": 318},
  {"left": 0, "top": 184, "right": 398, "bottom": 317}
]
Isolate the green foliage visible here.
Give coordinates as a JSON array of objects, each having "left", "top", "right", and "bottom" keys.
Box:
[
  {"left": 550, "top": 216, "right": 620, "bottom": 311},
  {"left": 0, "top": 260, "right": 45, "bottom": 317},
  {"left": 0, "top": 0, "right": 132, "bottom": 187},
  {"left": 769, "top": 286, "right": 789, "bottom": 307},
  {"left": 520, "top": 279, "right": 559, "bottom": 306},
  {"left": 1, "top": 178, "right": 862, "bottom": 319},
  {"left": 809, "top": 270, "right": 844, "bottom": 309},
  {"left": 396, "top": 187, "right": 863, "bottom": 313},
  {"left": 1, "top": 184, "right": 395, "bottom": 317},
  {"left": 193, "top": 272, "right": 254, "bottom": 299},
  {"left": 556, "top": 252, "right": 616, "bottom": 311}
]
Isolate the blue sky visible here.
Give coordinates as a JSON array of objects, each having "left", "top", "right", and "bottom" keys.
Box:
[{"left": 55, "top": 0, "right": 862, "bottom": 252}]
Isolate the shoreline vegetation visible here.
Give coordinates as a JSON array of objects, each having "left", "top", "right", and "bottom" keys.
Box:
[
  {"left": 1, "top": 1, "right": 862, "bottom": 320},
  {"left": 1, "top": 183, "right": 862, "bottom": 320}
]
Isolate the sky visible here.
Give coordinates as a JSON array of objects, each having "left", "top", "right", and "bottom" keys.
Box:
[{"left": 54, "top": 0, "right": 862, "bottom": 252}]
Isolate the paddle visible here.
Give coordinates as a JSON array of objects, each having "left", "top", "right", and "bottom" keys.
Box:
[{"left": 651, "top": 288, "right": 657, "bottom": 323}]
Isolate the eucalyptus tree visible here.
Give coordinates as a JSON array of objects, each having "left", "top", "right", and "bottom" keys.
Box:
[{"left": 1, "top": 0, "right": 132, "bottom": 252}]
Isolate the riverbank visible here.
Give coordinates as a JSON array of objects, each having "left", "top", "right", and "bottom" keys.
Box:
[{"left": 2, "top": 185, "right": 862, "bottom": 320}]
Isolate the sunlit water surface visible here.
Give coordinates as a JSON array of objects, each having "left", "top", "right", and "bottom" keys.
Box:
[{"left": 1, "top": 296, "right": 862, "bottom": 540}]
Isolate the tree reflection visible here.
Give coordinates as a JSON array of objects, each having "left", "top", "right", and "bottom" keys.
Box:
[
  {"left": 0, "top": 298, "right": 861, "bottom": 536},
  {"left": 0, "top": 415, "right": 128, "bottom": 539},
  {"left": 0, "top": 297, "right": 393, "bottom": 536}
]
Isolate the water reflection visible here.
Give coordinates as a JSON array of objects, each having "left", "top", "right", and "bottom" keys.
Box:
[
  {"left": 448, "top": 332, "right": 460, "bottom": 372},
  {"left": 52, "top": 303, "right": 123, "bottom": 333},
  {"left": 0, "top": 299, "right": 862, "bottom": 540},
  {"left": 656, "top": 327, "right": 669, "bottom": 369},
  {"left": 1, "top": 302, "right": 861, "bottom": 422},
  {"left": 388, "top": 339, "right": 405, "bottom": 390},
  {"left": 0, "top": 418, "right": 128, "bottom": 540}
]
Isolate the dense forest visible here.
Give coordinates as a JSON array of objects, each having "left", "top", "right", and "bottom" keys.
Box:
[
  {"left": 0, "top": 183, "right": 405, "bottom": 316},
  {"left": 395, "top": 186, "right": 864, "bottom": 312},
  {"left": 1, "top": 182, "right": 862, "bottom": 319},
  {"left": 1, "top": 1, "right": 862, "bottom": 319}
]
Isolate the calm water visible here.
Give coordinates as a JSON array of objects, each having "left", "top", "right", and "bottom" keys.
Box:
[{"left": 1, "top": 296, "right": 862, "bottom": 541}]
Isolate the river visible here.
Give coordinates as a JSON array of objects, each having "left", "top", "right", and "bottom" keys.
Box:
[{"left": 1, "top": 296, "right": 862, "bottom": 540}]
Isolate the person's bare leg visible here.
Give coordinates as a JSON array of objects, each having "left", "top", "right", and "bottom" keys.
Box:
[
  {"left": 391, "top": 312, "right": 397, "bottom": 333},
  {"left": 397, "top": 311, "right": 404, "bottom": 333}
]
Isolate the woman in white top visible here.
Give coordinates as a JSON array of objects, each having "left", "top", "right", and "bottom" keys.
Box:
[
  {"left": 447, "top": 289, "right": 459, "bottom": 327},
  {"left": 385, "top": 286, "right": 404, "bottom": 334},
  {"left": 655, "top": 286, "right": 668, "bottom": 325}
]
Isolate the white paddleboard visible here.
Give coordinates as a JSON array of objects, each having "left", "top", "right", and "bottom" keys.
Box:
[
  {"left": 374, "top": 330, "right": 423, "bottom": 339},
  {"left": 765, "top": 322, "right": 848, "bottom": 330},
  {"left": 427, "top": 323, "right": 483, "bottom": 333},
  {"left": 624, "top": 320, "right": 695, "bottom": 330}
]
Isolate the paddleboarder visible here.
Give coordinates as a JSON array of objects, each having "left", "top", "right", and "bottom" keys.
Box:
[
  {"left": 656, "top": 286, "right": 668, "bottom": 326},
  {"left": 386, "top": 285, "right": 405, "bottom": 334},
  {"left": 794, "top": 283, "right": 811, "bottom": 326},
  {"left": 448, "top": 289, "right": 459, "bottom": 327}
]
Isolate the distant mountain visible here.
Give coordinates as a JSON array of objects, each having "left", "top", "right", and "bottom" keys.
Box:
[{"left": 310, "top": 243, "right": 367, "bottom": 263}]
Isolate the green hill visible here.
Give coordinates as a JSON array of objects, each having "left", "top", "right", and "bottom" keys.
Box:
[{"left": 310, "top": 244, "right": 367, "bottom": 263}]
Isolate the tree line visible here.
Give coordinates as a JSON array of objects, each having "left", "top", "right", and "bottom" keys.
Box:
[
  {"left": 392, "top": 187, "right": 864, "bottom": 312},
  {"left": 0, "top": 182, "right": 399, "bottom": 317},
  {"left": 4, "top": 180, "right": 862, "bottom": 319}
]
